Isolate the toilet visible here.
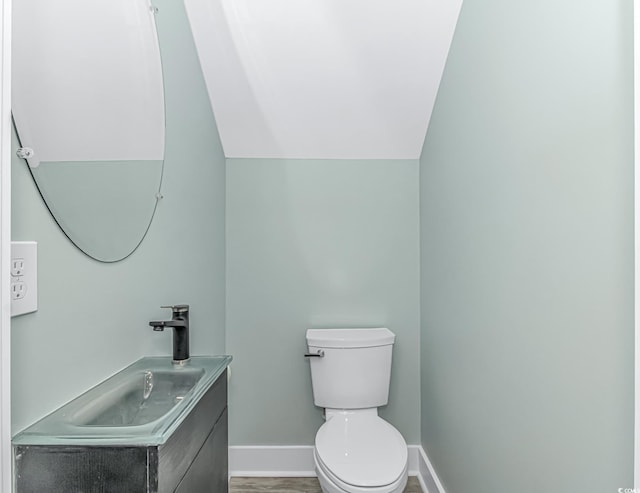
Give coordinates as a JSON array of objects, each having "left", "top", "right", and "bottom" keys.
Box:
[{"left": 306, "top": 328, "right": 408, "bottom": 493}]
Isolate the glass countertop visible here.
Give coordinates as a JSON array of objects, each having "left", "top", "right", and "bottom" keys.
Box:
[{"left": 12, "top": 356, "right": 232, "bottom": 446}]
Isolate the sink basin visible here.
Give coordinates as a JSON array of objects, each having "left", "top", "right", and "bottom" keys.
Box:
[
  {"left": 70, "top": 368, "right": 205, "bottom": 427},
  {"left": 12, "top": 356, "right": 232, "bottom": 446}
]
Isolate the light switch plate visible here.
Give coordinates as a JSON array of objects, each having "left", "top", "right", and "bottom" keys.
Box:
[{"left": 11, "top": 241, "right": 37, "bottom": 317}]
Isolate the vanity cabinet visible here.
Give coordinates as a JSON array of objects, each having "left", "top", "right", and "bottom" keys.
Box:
[{"left": 14, "top": 368, "right": 228, "bottom": 493}]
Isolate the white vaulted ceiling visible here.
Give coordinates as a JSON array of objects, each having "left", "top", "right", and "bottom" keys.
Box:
[{"left": 184, "top": 0, "right": 462, "bottom": 159}]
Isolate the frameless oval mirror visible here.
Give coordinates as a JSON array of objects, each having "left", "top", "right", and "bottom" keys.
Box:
[{"left": 12, "top": 0, "right": 166, "bottom": 262}]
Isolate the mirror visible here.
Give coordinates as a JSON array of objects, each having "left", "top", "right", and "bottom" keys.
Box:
[{"left": 12, "top": 0, "right": 166, "bottom": 262}]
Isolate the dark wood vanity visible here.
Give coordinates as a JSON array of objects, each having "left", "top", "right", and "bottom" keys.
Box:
[{"left": 13, "top": 359, "right": 229, "bottom": 493}]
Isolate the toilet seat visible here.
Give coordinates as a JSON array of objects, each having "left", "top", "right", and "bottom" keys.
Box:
[
  {"left": 314, "top": 412, "right": 408, "bottom": 489},
  {"left": 315, "top": 449, "right": 408, "bottom": 493}
]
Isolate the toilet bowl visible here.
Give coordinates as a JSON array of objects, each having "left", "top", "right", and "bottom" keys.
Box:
[
  {"left": 313, "top": 410, "right": 408, "bottom": 493},
  {"left": 306, "top": 328, "right": 408, "bottom": 493}
]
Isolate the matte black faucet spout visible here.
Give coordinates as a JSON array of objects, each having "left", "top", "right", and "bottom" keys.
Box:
[{"left": 149, "top": 304, "right": 190, "bottom": 363}]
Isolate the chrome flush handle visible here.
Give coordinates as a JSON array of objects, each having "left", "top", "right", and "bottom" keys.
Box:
[{"left": 304, "top": 350, "right": 325, "bottom": 358}]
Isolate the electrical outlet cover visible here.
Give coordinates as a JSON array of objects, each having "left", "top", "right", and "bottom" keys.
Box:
[{"left": 11, "top": 241, "right": 37, "bottom": 316}]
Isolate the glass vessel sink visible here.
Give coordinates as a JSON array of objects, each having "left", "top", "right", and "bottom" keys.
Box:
[{"left": 12, "top": 356, "right": 231, "bottom": 446}]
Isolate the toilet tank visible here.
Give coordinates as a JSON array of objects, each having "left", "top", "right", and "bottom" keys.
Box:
[{"left": 306, "top": 328, "right": 395, "bottom": 410}]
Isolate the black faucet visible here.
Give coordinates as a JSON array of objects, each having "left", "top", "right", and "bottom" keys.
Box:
[{"left": 149, "top": 305, "right": 190, "bottom": 363}]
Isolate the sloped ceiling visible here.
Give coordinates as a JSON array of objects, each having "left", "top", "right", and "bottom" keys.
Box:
[{"left": 184, "top": 0, "right": 462, "bottom": 159}]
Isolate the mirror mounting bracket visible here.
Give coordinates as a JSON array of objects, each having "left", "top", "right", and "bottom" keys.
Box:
[{"left": 16, "top": 147, "right": 35, "bottom": 163}]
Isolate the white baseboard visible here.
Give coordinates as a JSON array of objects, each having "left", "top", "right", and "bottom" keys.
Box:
[
  {"left": 417, "top": 446, "right": 447, "bottom": 493},
  {"left": 229, "top": 444, "right": 446, "bottom": 493}
]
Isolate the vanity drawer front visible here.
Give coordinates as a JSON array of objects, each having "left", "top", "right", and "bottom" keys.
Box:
[{"left": 14, "top": 445, "right": 149, "bottom": 493}]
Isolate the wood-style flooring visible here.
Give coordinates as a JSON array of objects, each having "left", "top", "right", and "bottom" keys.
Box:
[{"left": 229, "top": 476, "right": 422, "bottom": 493}]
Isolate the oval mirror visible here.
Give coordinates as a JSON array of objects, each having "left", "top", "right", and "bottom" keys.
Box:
[{"left": 12, "top": 0, "right": 165, "bottom": 262}]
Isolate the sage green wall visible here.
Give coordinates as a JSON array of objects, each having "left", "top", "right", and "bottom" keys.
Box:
[
  {"left": 419, "top": 1, "right": 634, "bottom": 491},
  {"left": 226, "top": 158, "right": 420, "bottom": 445},
  {"left": 11, "top": 0, "right": 226, "bottom": 434}
]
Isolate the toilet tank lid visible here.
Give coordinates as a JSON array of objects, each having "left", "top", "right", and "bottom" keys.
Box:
[{"left": 306, "top": 328, "right": 395, "bottom": 348}]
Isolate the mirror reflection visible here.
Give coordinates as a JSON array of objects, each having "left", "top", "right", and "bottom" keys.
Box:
[{"left": 12, "top": 0, "right": 166, "bottom": 262}]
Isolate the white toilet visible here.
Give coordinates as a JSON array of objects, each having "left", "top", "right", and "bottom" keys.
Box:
[{"left": 306, "top": 328, "right": 408, "bottom": 493}]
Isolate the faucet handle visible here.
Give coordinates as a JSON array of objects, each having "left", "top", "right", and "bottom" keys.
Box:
[{"left": 160, "top": 304, "right": 189, "bottom": 314}]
